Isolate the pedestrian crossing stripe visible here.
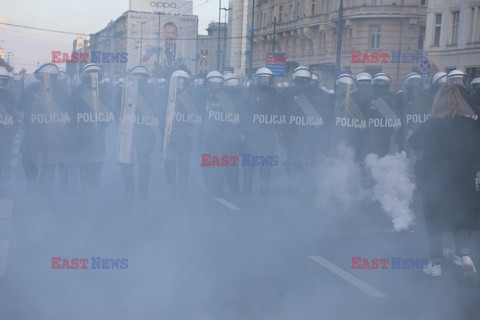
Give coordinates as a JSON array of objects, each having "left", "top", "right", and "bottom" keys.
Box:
[
  {"left": 0, "top": 199, "right": 13, "bottom": 218},
  {"left": 0, "top": 240, "right": 9, "bottom": 276}
]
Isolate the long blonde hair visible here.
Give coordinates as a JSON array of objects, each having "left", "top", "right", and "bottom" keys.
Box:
[{"left": 431, "top": 85, "right": 467, "bottom": 118}]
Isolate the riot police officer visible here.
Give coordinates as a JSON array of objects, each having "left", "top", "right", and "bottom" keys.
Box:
[
  {"left": 21, "top": 63, "right": 73, "bottom": 193},
  {"left": 397, "top": 72, "right": 430, "bottom": 154},
  {"left": 467, "top": 77, "right": 480, "bottom": 116},
  {"left": 72, "top": 63, "right": 114, "bottom": 193},
  {"left": 430, "top": 72, "right": 447, "bottom": 98},
  {"left": 330, "top": 73, "right": 366, "bottom": 160},
  {"left": 447, "top": 69, "right": 479, "bottom": 118},
  {"left": 242, "top": 67, "right": 282, "bottom": 196},
  {"left": 201, "top": 71, "right": 226, "bottom": 196},
  {"left": 282, "top": 66, "right": 327, "bottom": 196},
  {"left": 362, "top": 72, "right": 400, "bottom": 157},
  {"left": 222, "top": 73, "right": 243, "bottom": 194},
  {"left": 0, "top": 67, "right": 18, "bottom": 183},
  {"left": 117, "top": 66, "right": 161, "bottom": 198},
  {"left": 163, "top": 70, "right": 201, "bottom": 197}
]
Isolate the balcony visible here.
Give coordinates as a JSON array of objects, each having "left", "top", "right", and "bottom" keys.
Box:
[{"left": 331, "top": 5, "right": 426, "bottom": 20}]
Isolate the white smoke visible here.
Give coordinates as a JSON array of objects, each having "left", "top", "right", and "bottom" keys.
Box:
[
  {"left": 315, "top": 143, "right": 368, "bottom": 210},
  {"left": 365, "top": 152, "right": 416, "bottom": 231}
]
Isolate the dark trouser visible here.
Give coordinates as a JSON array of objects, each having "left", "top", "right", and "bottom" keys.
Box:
[
  {"left": 285, "top": 159, "right": 315, "bottom": 196},
  {"left": 203, "top": 166, "right": 224, "bottom": 196},
  {"left": 423, "top": 200, "right": 444, "bottom": 264},
  {"left": 121, "top": 164, "right": 151, "bottom": 196},
  {"left": 226, "top": 165, "right": 240, "bottom": 194},
  {"left": 78, "top": 162, "right": 103, "bottom": 192},
  {"left": 423, "top": 199, "right": 473, "bottom": 263},
  {"left": 22, "top": 158, "right": 70, "bottom": 194},
  {"left": 22, "top": 156, "right": 38, "bottom": 193},
  {"left": 243, "top": 166, "right": 271, "bottom": 195},
  {"left": 164, "top": 159, "right": 189, "bottom": 197}
]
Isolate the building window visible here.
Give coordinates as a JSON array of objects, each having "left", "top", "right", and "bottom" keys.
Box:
[
  {"left": 451, "top": 11, "right": 460, "bottom": 44},
  {"left": 311, "top": 0, "right": 315, "bottom": 15},
  {"left": 421, "top": 0, "right": 427, "bottom": 6},
  {"left": 466, "top": 67, "right": 480, "bottom": 80},
  {"left": 476, "top": 7, "right": 480, "bottom": 42},
  {"left": 433, "top": 13, "right": 442, "bottom": 46},
  {"left": 366, "top": 67, "right": 382, "bottom": 76},
  {"left": 372, "top": 0, "right": 383, "bottom": 5},
  {"left": 370, "top": 25, "right": 381, "bottom": 49},
  {"left": 418, "top": 25, "right": 426, "bottom": 50},
  {"left": 263, "top": 12, "right": 267, "bottom": 27},
  {"left": 279, "top": 6, "right": 283, "bottom": 23}
]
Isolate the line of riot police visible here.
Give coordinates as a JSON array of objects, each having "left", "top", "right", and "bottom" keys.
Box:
[{"left": 1, "top": 62, "right": 479, "bottom": 199}]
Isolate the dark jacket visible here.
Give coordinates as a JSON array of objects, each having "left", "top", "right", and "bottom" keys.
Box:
[{"left": 408, "top": 116, "right": 480, "bottom": 231}]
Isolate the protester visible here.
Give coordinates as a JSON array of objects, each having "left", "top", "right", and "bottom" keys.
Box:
[{"left": 408, "top": 85, "right": 480, "bottom": 278}]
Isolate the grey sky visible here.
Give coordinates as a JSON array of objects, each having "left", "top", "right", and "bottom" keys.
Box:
[{"left": 0, "top": 0, "right": 220, "bottom": 72}]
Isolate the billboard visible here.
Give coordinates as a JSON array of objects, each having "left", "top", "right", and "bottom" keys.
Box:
[
  {"left": 126, "top": 12, "right": 198, "bottom": 77},
  {"left": 129, "top": 0, "right": 193, "bottom": 15},
  {"left": 266, "top": 52, "right": 286, "bottom": 77}
]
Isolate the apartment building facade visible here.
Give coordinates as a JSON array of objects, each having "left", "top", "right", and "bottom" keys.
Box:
[
  {"left": 240, "top": 0, "right": 428, "bottom": 89},
  {"left": 424, "top": 0, "right": 480, "bottom": 80}
]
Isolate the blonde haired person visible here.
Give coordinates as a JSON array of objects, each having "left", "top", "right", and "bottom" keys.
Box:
[{"left": 408, "top": 85, "right": 480, "bottom": 278}]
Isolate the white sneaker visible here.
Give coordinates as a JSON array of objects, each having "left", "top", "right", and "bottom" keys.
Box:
[
  {"left": 443, "top": 248, "right": 463, "bottom": 268},
  {"left": 460, "top": 256, "right": 478, "bottom": 278},
  {"left": 423, "top": 261, "right": 442, "bottom": 276}
]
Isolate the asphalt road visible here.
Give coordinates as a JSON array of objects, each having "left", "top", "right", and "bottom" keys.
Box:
[
  {"left": 0, "top": 129, "right": 479, "bottom": 319},
  {"left": 1, "top": 173, "right": 479, "bottom": 320}
]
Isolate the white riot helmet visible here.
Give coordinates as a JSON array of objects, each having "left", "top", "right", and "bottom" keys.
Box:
[
  {"left": 292, "top": 66, "right": 312, "bottom": 86},
  {"left": 404, "top": 72, "right": 423, "bottom": 89},
  {"left": 0, "top": 67, "right": 11, "bottom": 88},
  {"left": 254, "top": 67, "right": 274, "bottom": 87},
  {"left": 206, "top": 70, "right": 224, "bottom": 89},
  {"left": 335, "top": 74, "right": 355, "bottom": 94},
  {"left": 81, "top": 63, "right": 103, "bottom": 75},
  {"left": 447, "top": 69, "right": 466, "bottom": 86},
  {"left": 371, "top": 73, "right": 391, "bottom": 89},
  {"left": 171, "top": 70, "right": 190, "bottom": 79},
  {"left": 34, "top": 63, "right": 60, "bottom": 80},
  {"left": 224, "top": 74, "right": 241, "bottom": 88},
  {"left": 171, "top": 69, "right": 190, "bottom": 91},
  {"left": 432, "top": 72, "right": 447, "bottom": 87},
  {"left": 355, "top": 72, "right": 372, "bottom": 87},
  {"left": 130, "top": 65, "right": 149, "bottom": 78}
]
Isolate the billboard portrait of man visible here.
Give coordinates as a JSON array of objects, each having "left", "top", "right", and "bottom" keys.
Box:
[{"left": 163, "top": 21, "right": 178, "bottom": 68}]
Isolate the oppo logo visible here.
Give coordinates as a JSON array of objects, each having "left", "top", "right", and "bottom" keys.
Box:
[{"left": 150, "top": 1, "right": 177, "bottom": 8}]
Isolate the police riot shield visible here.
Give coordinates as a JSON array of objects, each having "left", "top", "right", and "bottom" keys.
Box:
[
  {"left": 117, "top": 76, "right": 139, "bottom": 164},
  {"left": 373, "top": 97, "right": 399, "bottom": 120},
  {"left": 37, "top": 75, "right": 63, "bottom": 114},
  {"left": 162, "top": 76, "right": 178, "bottom": 155},
  {"left": 79, "top": 73, "right": 101, "bottom": 128},
  {"left": 372, "top": 97, "right": 401, "bottom": 126},
  {"left": 212, "top": 89, "right": 239, "bottom": 117},
  {"left": 294, "top": 94, "right": 323, "bottom": 128},
  {"left": 346, "top": 95, "right": 365, "bottom": 122}
]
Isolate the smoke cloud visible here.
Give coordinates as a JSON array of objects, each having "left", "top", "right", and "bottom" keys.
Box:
[{"left": 365, "top": 152, "right": 416, "bottom": 231}]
